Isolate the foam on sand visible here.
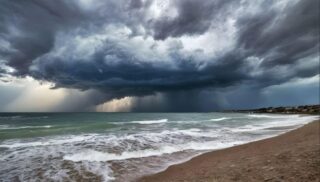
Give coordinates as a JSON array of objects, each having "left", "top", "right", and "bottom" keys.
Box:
[
  {"left": 79, "top": 161, "right": 114, "bottom": 182},
  {"left": 63, "top": 147, "right": 178, "bottom": 162},
  {"left": 230, "top": 115, "right": 316, "bottom": 133},
  {"left": 63, "top": 140, "right": 244, "bottom": 162}
]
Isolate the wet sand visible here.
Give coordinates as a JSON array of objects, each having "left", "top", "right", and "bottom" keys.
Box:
[{"left": 139, "top": 120, "right": 320, "bottom": 182}]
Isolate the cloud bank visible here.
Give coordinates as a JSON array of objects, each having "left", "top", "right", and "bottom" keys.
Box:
[{"left": 0, "top": 0, "right": 319, "bottom": 111}]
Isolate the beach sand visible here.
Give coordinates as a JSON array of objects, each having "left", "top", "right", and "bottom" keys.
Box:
[{"left": 139, "top": 120, "right": 320, "bottom": 182}]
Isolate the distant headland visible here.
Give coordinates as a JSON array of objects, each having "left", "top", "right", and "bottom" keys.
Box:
[{"left": 230, "top": 105, "right": 320, "bottom": 115}]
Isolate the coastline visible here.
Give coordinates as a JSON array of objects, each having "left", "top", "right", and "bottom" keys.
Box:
[
  {"left": 229, "top": 104, "right": 320, "bottom": 115},
  {"left": 139, "top": 119, "right": 320, "bottom": 182}
]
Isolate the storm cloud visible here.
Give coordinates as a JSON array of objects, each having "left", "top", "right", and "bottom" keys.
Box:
[{"left": 0, "top": 0, "right": 319, "bottom": 111}]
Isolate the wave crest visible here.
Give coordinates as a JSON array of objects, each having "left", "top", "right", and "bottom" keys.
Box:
[
  {"left": 210, "top": 117, "right": 230, "bottom": 121},
  {"left": 248, "top": 114, "right": 300, "bottom": 118},
  {"left": 131, "top": 119, "right": 168, "bottom": 124},
  {"left": 0, "top": 125, "right": 52, "bottom": 130}
]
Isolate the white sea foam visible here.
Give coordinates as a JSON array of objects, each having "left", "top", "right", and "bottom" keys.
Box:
[
  {"left": 64, "top": 147, "right": 178, "bottom": 162},
  {"left": 63, "top": 140, "right": 244, "bottom": 163},
  {"left": 130, "top": 119, "right": 168, "bottom": 124},
  {"left": 119, "top": 128, "right": 219, "bottom": 145},
  {"left": 177, "top": 128, "right": 219, "bottom": 138},
  {"left": 0, "top": 127, "right": 217, "bottom": 149},
  {"left": 43, "top": 169, "right": 70, "bottom": 182},
  {"left": 248, "top": 114, "right": 300, "bottom": 118},
  {"left": 0, "top": 125, "right": 52, "bottom": 130},
  {"left": 78, "top": 161, "right": 114, "bottom": 182},
  {"left": 0, "top": 135, "right": 96, "bottom": 148},
  {"left": 0, "top": 116, "right": 48, "bottom": 120},
  {"left": 0, "top": 116, "right": 22, "bottom": 119},
  {"left": 210, "top": 117, "right": 230, "bottom": 121},
  {"left": 0, "top": 125, "right": 10, "bottom": 129},
  {"left": 231, "top": 115, "right": 316, "bottom": 132},
  {"left": 1, "top": 113, "right": 316, "bottom": 182}
]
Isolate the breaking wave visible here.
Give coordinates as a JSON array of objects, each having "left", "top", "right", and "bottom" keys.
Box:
[
  {"left": 0, "top": 125, "right": 52, "bottom": 130},
  {"left": 248, "top": 114, "right": 300, "bottom": 118},
  {"left": 210, "top": 117, "right": 230, "bottom": 121},
  {"left": 130, "top": 119, "right": 168, "bottom": 124}
]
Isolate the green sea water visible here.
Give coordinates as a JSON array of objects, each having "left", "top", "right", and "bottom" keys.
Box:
[{"left": 0, "top": 113, "right": 316, "bottom": 181}]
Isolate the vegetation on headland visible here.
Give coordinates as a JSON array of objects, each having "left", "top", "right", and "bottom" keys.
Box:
[{"left": 231, "top": 105, "right": 320, "bottom": 115}]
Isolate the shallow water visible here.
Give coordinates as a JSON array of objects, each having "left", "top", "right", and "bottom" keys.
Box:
[{"left": 0, "top": 113, "right": 316, "bottom": 181}]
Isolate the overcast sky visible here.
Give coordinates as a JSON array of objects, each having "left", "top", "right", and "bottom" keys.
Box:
[{"left": 0, "top": 0, "right": 319, "bottom": 112}]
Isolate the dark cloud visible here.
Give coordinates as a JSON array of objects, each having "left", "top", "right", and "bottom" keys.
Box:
[
  {"left": 236, "top": 0, "right": 319, "bottom": 67},
  {"left": 49, "top": 89, "right": 111, "bottom": 112},
  {"left": 0, "top": 0, "right": 318, "bottom": 111},
  {"left": 0, "top": 68, "right": 6, "bottom": 78},
  {"left": 0, "top": 0, "right": 87, "bottom": 76},
  {"left": 129, "top": 0, "right": 143, "bottom": 9},
  {"left": 31, "top": 42, "right": 249, "bottom": 106},
  {"left": 150, "top": 0, "right": 238, "bottom": 40},
  {"left": 130, "top": 90, "right": 227, "bottom": 112}
]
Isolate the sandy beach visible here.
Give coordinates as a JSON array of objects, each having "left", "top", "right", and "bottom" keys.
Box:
[{"left": 140, "top": 120, "right": 320, "bottom": 182}]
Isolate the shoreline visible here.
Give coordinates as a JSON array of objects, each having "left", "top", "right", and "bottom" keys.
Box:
[{"left": 139, "top": 119, "right": 320, "bottom": 182}]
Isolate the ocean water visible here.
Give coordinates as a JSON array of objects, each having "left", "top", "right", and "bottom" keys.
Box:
[{"left": 0, "top": 113, "right": 317, "bottom": 181}]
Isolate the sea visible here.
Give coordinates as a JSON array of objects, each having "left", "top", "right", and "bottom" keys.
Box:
[{"left": 0, "top": 112, "right": 317, "bottom": 182}]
